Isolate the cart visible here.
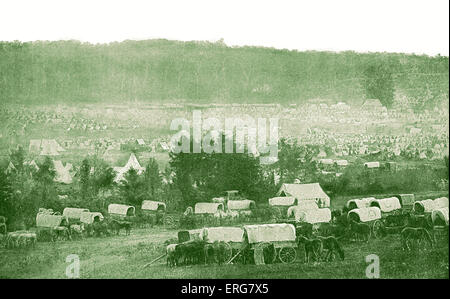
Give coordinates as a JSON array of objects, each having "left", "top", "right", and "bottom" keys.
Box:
[
  {"left": 347, "top": 207, "right": 383, "bottom": 238},
  {"left": 243, "top": 223, "right": 297, "bottom": 264},
  {"left": 108, "top": 203, "right": 136, "bottom": 221},
  {"left": 141, "top": 200, "right": 176, "bottom": 227}
]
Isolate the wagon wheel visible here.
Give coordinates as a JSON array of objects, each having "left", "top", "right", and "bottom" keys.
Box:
[
  {"left": 222, "top": 242, "right": 233, "bottom": 264},
  {"left": 372, "top": 220, "right": 384, "bottom": 238},
  {"left": 278, "top": 247, "right": 297, "bottom": 264},
  {"left": 163, "top": 215, "right": 175, "bottom": 228}
]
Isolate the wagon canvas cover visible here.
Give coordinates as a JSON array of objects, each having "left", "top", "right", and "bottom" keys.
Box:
[
  {"left": 348, "top": 207, "right": 382, "bottom": 222},
  {"left": 268, "top": 197, "right": 296, "bottom": 206},
  {"left": 108, "top": 204, "right": 135, "bottom": 216},
  {"left": 36, "top": 213, "right": 68, "bottom": 228},
  {"left": 202, "top": 227, "right": 245, "bottom": 243},
  {"left": 227, "top": 200, "right": 255, "bottom": 210},
  {"left": 370, "top": 197, "right": 401, "bottom": 213},
  {"left": 141, "top": 200, "right": 166, "bottom": 211},
  {"left": 244, "top": 224, "right": 296, "bottom": 244},
  {"left": 346, "top": 197, "right": 375, "bottom": 209},
  {"left": 432, "top": 207, "right": 449, "bottom": 226},
  {"left": 414, "top": 199, "right": 436, "bottom": 213},
  {"left": 63, "top": 207, "right": 90, "bottom": 220},
  {"left": 433, "top": 197, "right": 449, "bottom": 209},
  {"left": 80, "top": 212, "right": 104, "bottom": 224},
  {"left": 287, "top": 202, "right": 319, "bottom": 220},
  {"left": 194, "top": 202, "right": 224, "bottom": 214}
]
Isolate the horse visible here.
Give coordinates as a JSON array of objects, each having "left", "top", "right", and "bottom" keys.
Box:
[
  {"left": 92, "top": 221, "right": 110, "bottom": 237},
  {"left": 349, "top": 220, "right": 371, "bottom": 242},
  {"left": 400, "top": 227, "right": 433, "bottom": 251},
  {"left": 316, "top": 236, "right": 345, "bottom": 261},
  {"left": 297, "top": 235, "right": 322, "bottom": 263},
  {"left": 404, "top": 213, "right": 433, "bottom": 230},
  {"left": 109, "top": 219, "right": 132, "bottom": 235},
  {"left": 317, "top": 223, "right": 348, "bottom": 239},
  {"left": 166, "top": 243, "right": 178, "bottom": 267},
  {"left": 175, "top": 239, "right": 206, "bottom": 265},
  {"left": 384, "top": 213, "right": 408, "bottom": 227}
]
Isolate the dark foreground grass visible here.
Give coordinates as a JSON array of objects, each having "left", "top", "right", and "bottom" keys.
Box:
[{"left": 0, "top": 226, "right": 448, "bottom": 279}]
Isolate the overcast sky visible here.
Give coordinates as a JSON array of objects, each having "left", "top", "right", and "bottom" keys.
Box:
[{"left": 1, "top": 0, "right": 448, "bottom": 56}]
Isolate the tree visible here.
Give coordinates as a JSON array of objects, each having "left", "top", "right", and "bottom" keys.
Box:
[
  {"left": 363, "top": 64, "right": 395, "bottom": 108},
  {"left": 35, "top": 156, "right": 56, "bottom": 202},
  {"left": 144, "top": 158, "right": 162, "bottom": 199},
  {"left": 119, "top": 168, "right": 145, "bottom": 207},
  {"left": 78, "top": 158, "right": 90, "bottom": 200}
]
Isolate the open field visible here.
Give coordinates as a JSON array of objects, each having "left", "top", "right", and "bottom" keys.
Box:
[
  {"left": 0, "top": 225, "right": 448, "bottom": 279},
  {"left": 1, "top": 191, "right": 448, "bottom": 279}
]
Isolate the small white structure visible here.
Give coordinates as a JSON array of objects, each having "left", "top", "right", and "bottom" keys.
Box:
[
  {"left": 364, "top": 162, "right": 380, "bottom": 168},
  {"left": 114, "top": 153, "right": 145, "bottom": 183},
  {"left": 276, "top": 183, "right": 330, "bottom": 208},
  {"left": 269, "top": 197, "right": 297, "bottom": 207}
]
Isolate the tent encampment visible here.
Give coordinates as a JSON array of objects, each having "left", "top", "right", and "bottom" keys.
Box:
[{"left": 276, "top": 183, "right": 330, "bottom": 208}]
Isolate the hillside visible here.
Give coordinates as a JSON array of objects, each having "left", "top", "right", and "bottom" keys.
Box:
[{"left": 0, "top": 39, "right": 448, "bottom": 106}]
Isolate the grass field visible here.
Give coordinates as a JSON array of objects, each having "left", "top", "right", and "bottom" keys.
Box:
[{"left": 0, "top": 192, "right": 448, "bottom": 279}]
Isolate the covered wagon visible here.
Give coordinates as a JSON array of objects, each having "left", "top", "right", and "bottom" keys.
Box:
[
  {"left": 414, "top": 197, "right": 448, "bottom": 215},
  {"left": 80, "top": 211, "right": 104, "bottom": 224},
  {"left": 227, "top": 200, "right": 256, "bottom": 218},
  {"left": 108, "top": 203, "right": 135, "bottom": 220},
  {"left": 243, "top": 223, "right": 297, "bottom": 264},
  {"left": 431, "top": 207, "right": 449, "bottom": 226},
  {"left": 394, "top": 194, "right": 415, "bottom": 210},
  {"left": 194, "top": 202, "right": 224, "bottom": 214},
  {"left": 202, "top": 226, "right": 246, "bottom": 263},
  {"left": 269, "top": 197, "right": 297, "bottom": 221},
  {"left": 294, "top": 208, "right": 332, "bottom": 225},
  {"left": 369, "top": 197, "right": 402, "bottom": 215},
  {"left": 347, "top": 207, "right": 383, "bottom": 238},
  {"left": 346, "top": 197, "right": 375, "bottom": 210},
  {"left": 141, "top": 200, "right": 174, "bottom": 227},
  {"left": 63, "top": 207, "right": 90, "bottom": 224},
  {"left": 287, "top": 201, "right": 319, "bottom": 222}
]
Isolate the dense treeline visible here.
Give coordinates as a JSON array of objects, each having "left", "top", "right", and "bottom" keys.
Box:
[{"left": 0, "top": 40, "right": 448, "bottom": 105}]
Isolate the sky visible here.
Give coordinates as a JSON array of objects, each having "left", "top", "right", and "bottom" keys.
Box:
[{"left": 0, "top": 0, "right": 448, "bottom": 56}]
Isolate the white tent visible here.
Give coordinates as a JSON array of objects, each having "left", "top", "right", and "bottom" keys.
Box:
[
  {"left": 114, "top": 153, "right": 145, "bottom": 183},
  {"left": 63, "top": 207, "right": 89, "bottom": 220},
  {"left": 194, "top": 202, "right": 224, "bottom": 214},
  {"left": 370, "top": 197, "right": 402, "bottom": 213},
  {"left": 53, "top": 160, "right": 73, "bottom": 184},
  {"left": 276, "top": 183, "right": 330, "bottom": 208},
  {"left": 29, "top": 139, "right": 42, "bottom": 154},
  {"left": 295, "top": 208, "right": 332, "bottom": 224},
  {"left": 269, "top": 197, "right": 297, "bottom": 207},
  {"left": 40, "top": 139, "right": 64, "bottom": 156},
  {"left": 244, "top": 224, "right": 296, "bottom": 244}
]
